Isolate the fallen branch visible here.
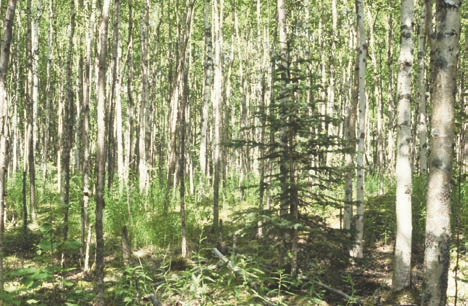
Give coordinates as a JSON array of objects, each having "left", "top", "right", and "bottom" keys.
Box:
[
  {"left": 315, "top": 281, "right": 362, "bottom": 305},
  {"left": 212, "top": 248, "right": 274, "bottom": 306},
  {"left": 212, "top": 247, "right": 246, "bottom": 278}
]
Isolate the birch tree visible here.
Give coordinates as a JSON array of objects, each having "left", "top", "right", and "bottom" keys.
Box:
[
  {"left": 212, "top": 0, "right": 224, "bottom": 234},
  {"left": 353, "top": 0, "right": 367, "bottom": 259},
  {"left": 393, "top": 0, "right": 414, "bottom": 290},
  {"left": 422, "top": 0, "right": 461, "bottom": 304},
  {"left": 417, "top": 0, "right": 428, "bottom": 174}
]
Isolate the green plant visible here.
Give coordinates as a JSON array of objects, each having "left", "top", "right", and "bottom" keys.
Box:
[{"left": 114, "top": 265, "right": 153, "bottom": 305}]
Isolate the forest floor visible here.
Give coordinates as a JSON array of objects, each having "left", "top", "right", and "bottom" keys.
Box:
[
  {"left": 2, "top": 213, "right": 466, "bottom": 306},
  {"left": 1, "top": 186, "right": 467, "bottom": 305}
]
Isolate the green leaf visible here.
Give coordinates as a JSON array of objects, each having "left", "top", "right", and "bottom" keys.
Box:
[
  {"left": 64, "top": 240, "right": 83, "bottom": 250},
  {"left": 39, "top": 223, "right": 53, "bottom": 233}
]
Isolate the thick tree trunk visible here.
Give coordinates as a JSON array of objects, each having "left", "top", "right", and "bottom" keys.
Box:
[
  {"left": 422, "top": 0, "right": 460, "bottom": 304},
  {"left": 0, "top": 0, "right": 17, "bottom": 300},
  {"left": 95, "top": 0, "right": 110, "bottom": 302},
  {"left": 393, "top": 0, "right": 414, "bottom": 290}
]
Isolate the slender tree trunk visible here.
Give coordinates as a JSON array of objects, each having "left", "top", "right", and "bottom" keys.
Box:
[
  {"left": 0, "top": 0, "right": 17, "bottom": 301},
  {"left": 366, "top": 7, "right": 384, "bottom": 190},
  {"left": 81, "top": 0, "right": 95, "bottom": 274},
  {"left": 277, "top": 0, "right": 289, "bottom": 218},
  {"left": 200, "top": 0, "right": 212, "bottom": 177},
  {"left": 61, "top": 0, "right": 75, "bottom": 268},
  {"left": 344, "top": 22, "right": 357, "bottom": 232},
  {"left": 110, "top": 0, "right": 123, "bottom": 189},
  {"left": 26, "top": 0, "right": 36, "bottom": 223},
  {"left": 125, "top": 0, "right": 134, "bottom": 182},
  {"left": 353, "top": 0, "right": 367, "bottom": 259},
  {"left": 393, "top": 0, "right": 414, "bottom": 290},
  {"left": 29, "top": 0, "right": 41, "bottom": 222},
  {"left": 138, "top": 0, "right": 149, "bottom": 193},
  {"left": 166, "top": 1, "right": 195, "bottom": 204},
  {"left": 387, "top": 0, "right": 395, "bottom": 171},
  {"left": 417, "top": 0, "right": 428, "bottom": 175},
  {"left": 422, "top": 0, "right": 460, "bottom": 304},
  {"left": 463, "top": 29, "right": 468, "bottom": 172},
  {"left": 107, "top": 0, "right": 122, "bottom": 191},
  {"left": 179, "top": 76, "right": 188, "bottom": 259},
  {"left": 42, "top": 0, "right": 54, "bottom": 181},
  {"left": 212, "top": 0, "right": 224, "bottom": 234},
  {"left": 95, "top": 0, "right": 110, "bottom": 302}
]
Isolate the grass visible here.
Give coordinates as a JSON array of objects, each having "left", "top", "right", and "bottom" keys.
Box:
[{"left": 0, "top": 171, "right": 466, "bottom": 305}]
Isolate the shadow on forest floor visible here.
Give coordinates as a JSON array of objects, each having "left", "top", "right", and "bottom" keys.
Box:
[{"left": 1, "top": 189, "right": 467, "bottom": 305}]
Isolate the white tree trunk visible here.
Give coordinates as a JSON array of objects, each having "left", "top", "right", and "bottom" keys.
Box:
[
  {"left": 422, "top": 0, "right": 460, "bottom": 304},
  {"left": 353, "top": 0, "right": 366, "bottom": 259},
  {"left": 417, "top": 0, "right": 428, "bottom": 175},
  {"left": 393, "top": 0, "right": 414, "bottom": 290}
]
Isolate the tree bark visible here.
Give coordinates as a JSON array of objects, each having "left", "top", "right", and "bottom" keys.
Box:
[
  {"left": 417, "top": 0, "right": 428, "bottom": 175},
  {"left": 386, "top": 0, "right": 395, "bottom": 172},
  {"left": 138, "top": 0, "right": 150, "bottom": 193},
  {"left": 212, "top": 0, "right": 223, "bottom": 234},
  {"left": 95, "top": 0, "right": 110, "bottom": 302},
  {"left": 277, "top": 0, "right": 289, "bottom": 218},
  {"left": 200, "top": 0, "right": 213, "bottom": 177},
  {"left": 61, "top": 0, "right": 76, "bottom": 268},
  {"left": 26, "top": 0, "right": 36, "bottom": 223},
  {"left": 422, "top": 0, "right": 460, "bottom": 304},
  {"left": 353, "top": 0, "right": 367, "bottom": 259},
  {"left": 0, "top": 0, "right": 17, "bottom": 300},
  {"left": 393, "top": 0, "right": 414, "bottom": 290},
  {"left": 42, "top": 0, "right": 54, "bottom": 180},
  {"left": 125, "top": 0, "right": 134, "bottom": 183},
  {"left": 344, "top": 20, "right": 357, "bottom": 232},
  {"left": 110, "top": 0, "right": 123, "bottom": 189},
  {"left": 81, "top": 0, "right": 95, "bottom": 274}
]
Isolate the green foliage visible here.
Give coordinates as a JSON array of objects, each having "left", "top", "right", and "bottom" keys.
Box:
[{"left": 111, "top": 265, "right": 153, "bottom": 305}]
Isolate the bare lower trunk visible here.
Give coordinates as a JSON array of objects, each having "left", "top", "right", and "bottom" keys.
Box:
[
  {"left": 0, "top": 0, "right": 17, "bottom": 300},
  {"left": 393, "top": 0, "right": 414, "bottom": 290},
  {"left": 353, "top": 0, "right": 367, "bottom": 259},
  {"left": 95, "top": 0, "right": 110, "bottom": 302},
  {"left": 422, "top": 1, "right": 460, "bottom": 304}
]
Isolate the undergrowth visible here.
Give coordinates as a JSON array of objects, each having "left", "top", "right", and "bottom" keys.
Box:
[{"left": 0, "top": 171, "right": 466, "bottom": 305}]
